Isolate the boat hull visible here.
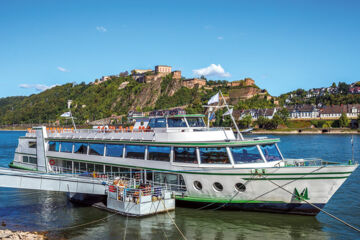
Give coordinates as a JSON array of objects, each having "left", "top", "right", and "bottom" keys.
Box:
[{"left": 176, "top": 198, "right": 325, "bottom": 216}]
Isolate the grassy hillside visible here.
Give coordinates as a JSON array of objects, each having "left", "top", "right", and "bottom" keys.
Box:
[{"left": 0, "top": 76, "right": 223, "bottom": 125}]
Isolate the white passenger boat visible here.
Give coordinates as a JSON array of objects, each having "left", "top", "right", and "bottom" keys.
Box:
[{"left": 10, "top": 110, "right": 358, "bottom": 215}]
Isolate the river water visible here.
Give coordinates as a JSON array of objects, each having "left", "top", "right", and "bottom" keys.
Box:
[{"left": 0, "top": 131, "right": 359, "bottom": 239}]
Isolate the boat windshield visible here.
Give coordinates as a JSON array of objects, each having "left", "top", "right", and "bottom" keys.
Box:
[
  {"left": 148, "top": 118, "right": 166, "bottom": 128},
  {"left": 186, "top": 117, "right": 205, "bottom": 127},
  {"left": 260, "top": 144, "right": 282, "bottom": 162},
  {"left": 167, "top": 117, "right": 187, "bottom": 128}
]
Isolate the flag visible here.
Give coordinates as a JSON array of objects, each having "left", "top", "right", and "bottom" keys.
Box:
[
  {"left": 60, "top": 112, "right": 71, "bottom": 117},
  {"left": 209, "top": 112, "right": 215, "bottom": 121},
  {"left": 208, "top": 92, "right": 219, "bottom": 105},
  {"left": 223, "top": 108, "right": 233, "bottom": 116}
]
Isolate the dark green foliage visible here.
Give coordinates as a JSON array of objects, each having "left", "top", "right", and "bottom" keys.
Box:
[
  {"left": 0, "top": 76, "right": 135, "bottom": 125},
  {"left": 256, "top": 115, "right": 280, "bottom": 130},
  {"left": 339, "top": 112, "right": 350, "bottom": 127},
  {"left": 235, "top": 95, "right": 275, "bottom": 110},
  {"left": 238, "top": 114, "right": 252, "bottom": 128},
  {"left": 276, "top": 108, "right": 289, "bottom": 125}
]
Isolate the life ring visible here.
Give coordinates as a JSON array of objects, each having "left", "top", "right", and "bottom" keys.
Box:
[{"left": 49, "top": 159, "right": 55, "bottom": 166}]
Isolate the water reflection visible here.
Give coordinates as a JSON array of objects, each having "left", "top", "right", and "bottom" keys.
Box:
[{"left": 1, "top": 132, "right": 360, "bottom": 239}]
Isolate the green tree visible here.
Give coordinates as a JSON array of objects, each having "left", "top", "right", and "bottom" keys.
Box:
[
  {"left": 339, "top": 112, "right": 350, "bottom": 128},
  {"left": 239, "top": 114, "right": 252, "bottom": 128},
  {"left": 256, "top": 116, "right": 268, "bottom": 129},
  {"left": 275, "top": 108, "right": 289, "bottom": 125}
]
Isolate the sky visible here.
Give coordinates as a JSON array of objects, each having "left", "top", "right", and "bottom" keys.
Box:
[{"left": 0, "top": 0, "right": 359, "bottom": 97}]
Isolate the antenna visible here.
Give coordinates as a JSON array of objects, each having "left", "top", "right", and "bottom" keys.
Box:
[{"left": 219, "top": 91, "right": 243, "bottom": 140}]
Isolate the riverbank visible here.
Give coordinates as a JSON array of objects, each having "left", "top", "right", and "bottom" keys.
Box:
[
  {"left": 252, "top": 128, "right": 360, "bottom": 135},
  {"left": 0, "top": 229, "right": 47, "bottom": 239}
]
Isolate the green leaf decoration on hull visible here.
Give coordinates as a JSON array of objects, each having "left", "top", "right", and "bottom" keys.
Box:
[{"left": 294, "top": 187, "right": 310, "bottom": 201}]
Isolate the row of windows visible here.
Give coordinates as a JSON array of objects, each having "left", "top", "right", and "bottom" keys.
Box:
[
  {"left": 50, "top": 159, "right": 186, "bottom": 191},
  {"left": 148, "top": 117, "right": 206, "bottom": 128},
  {"left": 48, "top": 141, "right": 282, "bottom": 164},
  {"left": 22, "top": 156, "right": 37, "bottom": 164}
]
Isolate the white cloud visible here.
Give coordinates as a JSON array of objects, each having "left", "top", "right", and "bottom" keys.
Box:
[
  {"left": 193, "top": 64, "right": 231, "bottom": 78},
  {"left": 217, "top": 36, "right": 223, "bottom": 40},
  {"left": 57, "top": 66, "right": 69, "bottom": 72},
  {"left": 96, "top": 26, "right": 107, "bottom": 32},
  {"left": 19, "top": 84, "right": 58, "bottom": 92}
]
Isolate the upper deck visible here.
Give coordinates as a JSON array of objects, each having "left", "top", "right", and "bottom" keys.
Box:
[
  {"left": 25, "top": 127, "right": 279, "bottom": 147},
  {"left": 24, "top": 113, "right": 278, "bottom": 146}
]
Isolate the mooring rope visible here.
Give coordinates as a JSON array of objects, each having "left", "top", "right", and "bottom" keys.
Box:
[
  {"left": 263, "top": 177, "right": 360, "bottom": 233},
  {"left": 161, "top": 199, "right": 187, "bottom": 240}
]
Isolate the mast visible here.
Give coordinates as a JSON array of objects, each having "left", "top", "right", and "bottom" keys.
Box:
[
  {"left": 68, "top": 100, "right": 77, "bottom": 131},
  {"left": 219, "top": 91, "right": 243, "bottom": 140}
]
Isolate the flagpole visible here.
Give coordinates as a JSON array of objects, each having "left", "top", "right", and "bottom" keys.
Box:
[
  {"left": 219, "top": 91, "right": 243, "bottom": 140},
  {"left": 352, "top": 135, "right": 354, "bottom": 163},
  {"left": 67, "top": 100, "right": 77, "bottom": 131}
]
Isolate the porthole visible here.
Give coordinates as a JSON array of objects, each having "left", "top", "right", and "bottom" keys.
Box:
[
  {"left": 213, "top": 182, "right": 223, "bottom": 192},
  {"left": 235, "top": 183, "right": 246, "bottom": 192},
  {"left": 194, "top": 181, "right": 202, "bottom": 190}
]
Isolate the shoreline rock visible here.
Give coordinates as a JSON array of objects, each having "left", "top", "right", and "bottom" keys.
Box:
[{"left": 0, "top": 229, "right": 47, "bottom": 240}]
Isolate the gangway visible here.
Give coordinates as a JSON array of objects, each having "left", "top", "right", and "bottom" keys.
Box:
[{"left": 0, "top": 167, "right": 107, "bottom": 195}]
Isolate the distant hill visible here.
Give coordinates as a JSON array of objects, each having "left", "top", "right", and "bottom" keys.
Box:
[
  {"left": 278, "top": 81, "right": 360, "bottom": 107},
  {"left": 0, "top": 75, "right": 243, "bottom": 125}
]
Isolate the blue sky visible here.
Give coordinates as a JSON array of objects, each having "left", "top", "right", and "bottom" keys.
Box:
[{"left": 0, "top": 0, "right": 359, "bottom": 97}]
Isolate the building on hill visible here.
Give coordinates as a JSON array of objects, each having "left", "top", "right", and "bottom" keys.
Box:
[
  {"left": 227, "top": 78, "right": 255, "bottom": 87},
  {"left": 244, "top": 78, "right": 255, "bottom": 86},
  {"left": 182, "top": 78, "right": 206, "bottom": 88},
  {"left": 155, "top": 65, "right": 172, "bottom": 74},
  {"left": 286, "top": 105, "right": 319, "bottom": 119},
  {"left": 320, "top": 104, "right": 360, "bottom": 119},
  {"left": 172, "top": 70, "right": 181, "bottom": 79},
  {"left": 94, "top": 76, "right": 111, "bottom": 85},
  {"left": 131, "top": 69, "right": 153, "bottom": 75},
  {"left": 133, "top": 65, "right": 180, "bottom": 83}
]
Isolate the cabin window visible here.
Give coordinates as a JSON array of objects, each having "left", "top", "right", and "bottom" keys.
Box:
[
  {"left": 199, "top": 147, "right": 230, "bottom": 164},
  {"left": 106, "top": 144, "right": 124, "bottom": 158},
  {"left": 105, "top": 165, "right": 112, "bottom": 174},
  {"left": 174, "top": 147, "right": 198, "bottom": 164},
  {"left": 29, "top": 157, "right": 37, "bottom": 164},
  {"left": 62, "top": 160, "right": 72, "bottom": 173},
  {"left": 60, "top": 142, "right": 73, "bottom": 153},
  {"left": 148, "top": 146, "right": 171, "bottom": 161},
  {"left": 230, "top": 146, "right": 264, "bottom": 164},
  {"left": 87, "top": 163, "right": 95, "bottom": 172},
  {"left": 167, "top": 118, "right": 187, "bottom": 128},
  {"left": 131, "top": 169, "right": 142, "bottom": 180},
  {"left": 112, "top": 166, "right": 119, "bottom": 175},
  {"left": 95, "top": 164, "right": 104, "bottom": 173},
  {"left": 120, "top": 167, "right": 130, "bottom": 178},
  {"left": 22, "top": 156, "right": 29, "bottom": 163},
  {"left": 73, "top": 162, "right": 80, "bottom": 173},
  {"left": 89, "top": 143, "right": 104, "bottom": 156},
  {"left": 28, "top": 141, "right": 37, "bottom": 148},
  {"left": 48, "top": 141, "right": 60, "bottom": 152},
  {"left": 125, "top": 145, "right": 146, "bottom": 159},
  {"left": 187, "top": 117, "right": 205, "bottom": 127},
  {"left": 148, "top": 118, "right": 166, "bottom": 128},
  {"left": 260, "top": 144, "right": 282, "bottom": 162},
  {"left": 154, "top": 172, "right": 179, "bottom": 190},
  {"left": 80, "top": 162, "right": 87, "bottom": 172},
  {"left": 74, "top": 143, "right": 88, "bottom": 154}
]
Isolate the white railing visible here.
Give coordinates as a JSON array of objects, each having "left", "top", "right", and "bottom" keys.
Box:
[{"left": 284, "top": 158, "right": 343, "bottom": 167}]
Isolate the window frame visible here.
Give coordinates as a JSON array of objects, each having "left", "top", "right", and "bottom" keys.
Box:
[{"left": 230, "top": 145, "right": 265, "bottom": 165}]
